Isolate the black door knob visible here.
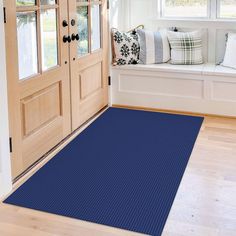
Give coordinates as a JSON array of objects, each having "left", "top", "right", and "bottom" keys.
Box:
[
  {"left": 71, "top": 19, "right": 76, "bottom": 26},
  {"left": 71, "top": 33, "right": 80, "bottom": 41},
  {"left": 62, "top": 20, "right": 68, "bottom": 27},
  {"left": 63, "top": 35, "right": 72, "bottom": 43}
]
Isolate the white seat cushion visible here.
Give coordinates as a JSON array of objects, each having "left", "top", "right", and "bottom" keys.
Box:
[
  {"left": 113, "top": 63, "right": 205, "bottom": 74},
  {"left": 203, "top": 64, "right": 236, "bottom": 77},
  {"left": 113, "top": 63, "right": 236, "bottom": 77}
]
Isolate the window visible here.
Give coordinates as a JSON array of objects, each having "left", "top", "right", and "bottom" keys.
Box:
[
  {"left": 162, "top": 0, "right": 208, "bottom": 18},
  {"left": 161, "top": 0, "right": 236, "bottom": 19},
  {"left": 219, "top": 0, "right": 236, "bottom": 18}
]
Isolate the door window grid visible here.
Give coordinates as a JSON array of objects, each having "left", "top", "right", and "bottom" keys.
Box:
[
  {"left": 16, "top": 0, "right": 59, "bottom": 80},
  {"left": 76, "top": 0, "right": 102, "bottom": 58}
]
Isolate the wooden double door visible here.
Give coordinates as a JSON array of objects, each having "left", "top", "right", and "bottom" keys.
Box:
[{"left": 5, "top": 0, "right": 108, "bottom": 179}]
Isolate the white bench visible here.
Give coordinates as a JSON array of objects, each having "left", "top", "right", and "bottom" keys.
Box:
[{"left": 111, "top": 63, "right": 236, "bottom": 117}]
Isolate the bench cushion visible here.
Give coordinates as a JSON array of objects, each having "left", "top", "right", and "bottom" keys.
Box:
[
  {"left": 204, "top": 64, "right": 236, "bottom": 77},
  {"left": 112, "top": 63, "right": 236, "bottom": 77}
]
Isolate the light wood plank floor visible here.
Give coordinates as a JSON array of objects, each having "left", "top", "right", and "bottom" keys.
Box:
[{"left": 0, "top": 113, "right": 236, "bottom": 236}]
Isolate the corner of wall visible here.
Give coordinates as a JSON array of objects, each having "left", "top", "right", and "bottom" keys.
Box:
[{"left": 0, "top": 0, "right": 13, "bottom": 198}]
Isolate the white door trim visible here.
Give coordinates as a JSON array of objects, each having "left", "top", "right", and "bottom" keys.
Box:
[{"left": 0, "top": 0, "right": 12, "bottom": 198}]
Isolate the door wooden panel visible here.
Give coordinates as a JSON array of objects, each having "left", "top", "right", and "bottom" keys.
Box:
[
  {"left": 21, "top": 83, "right": 61, "bottom": 137},
  {"left": 80, "top": 62, "right": 102, "bottom": 99},
  {"left": 69, "top": 0, "right": 109, "bottom": 130},
  {"left": 22, "top": 116, "right": 63, "bottom": 169},
  {"left": 5, "top": 0, "right": 71, "bottom": 179}
]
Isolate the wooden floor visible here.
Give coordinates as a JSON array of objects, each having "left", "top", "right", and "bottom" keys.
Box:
[{"left": 0, "top": 111, "right": 236, "bottom": 236}]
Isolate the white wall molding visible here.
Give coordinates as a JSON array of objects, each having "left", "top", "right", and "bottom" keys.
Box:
[
  {"left": 111, "top": 64, "right": 236, "bottom": 117},
  {"left": 0, "top": 0, "right": 12, "bottom": 198}
]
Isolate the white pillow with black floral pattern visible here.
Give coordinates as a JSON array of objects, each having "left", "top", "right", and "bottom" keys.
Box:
[{"left": 111, "top": 29, "right": 140, "bottom": 65}]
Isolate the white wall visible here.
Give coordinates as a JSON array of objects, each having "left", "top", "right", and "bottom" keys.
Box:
[
  {"left": 126, "top": 0, "right": 158, "bottom": 30},
  {"left": 109, "top": 0, "right": 157, "bottom": 31},
  {"left": 110, "top": 0, "right": 130, "bottom": 31},
  {"left": 0, "top": 0, "right": 12, "bottom": 198}
]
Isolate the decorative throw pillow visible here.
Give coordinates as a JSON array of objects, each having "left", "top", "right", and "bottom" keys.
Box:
[
  {"left": 136, "top": 29, "right": 170, "bottom": 64},
  {"left": 167, "top": 31, "right": 203, "bottom": 65},
  {"left": 111, "top": 29, "right": 140, "bottom": 66},
  {"left": 221, "top": 33, "right": 236, "bottom": 69}
]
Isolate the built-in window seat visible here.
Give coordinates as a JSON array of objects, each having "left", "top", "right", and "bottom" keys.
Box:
[{"left": 111, "top": 63, "right": 236, "bottom": 117}]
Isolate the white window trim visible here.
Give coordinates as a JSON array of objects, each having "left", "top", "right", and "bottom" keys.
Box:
[
  {"left": 211, "top": 0, "right": 217, "bottom": 19},
  {"left": 159, "top": 0, "right": 236, "bottom": 21}
]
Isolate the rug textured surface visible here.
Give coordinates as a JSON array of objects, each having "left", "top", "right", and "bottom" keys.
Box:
[{"left": 4, "top": 108, "right": 203, "bottom": 236}]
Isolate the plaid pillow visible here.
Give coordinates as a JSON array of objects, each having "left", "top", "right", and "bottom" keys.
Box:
[{"left": 167, "top": 31, "right": 203, "bottom": 65}]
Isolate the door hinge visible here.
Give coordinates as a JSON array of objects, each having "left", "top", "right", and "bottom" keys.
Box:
[
  {"left": 107, "top": 0, "right": 110, "bottom": 10},
  {"left": 3, "top": 7, "right": 6, "bottom": 23},
  {"left": 9, "top": 137, "right": 12, "bottom": 153},
  {"left": 108, "top": 76, "right": 111, "bottom": 86}
]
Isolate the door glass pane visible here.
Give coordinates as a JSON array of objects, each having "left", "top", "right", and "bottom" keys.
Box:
[
  {"left": 40, "top": 0, "right": 56, "bottom": 5},
  {"left": 91, "top": 4, "right": 101, "bottom": 52},
  {"left": 77, "top": 6, "right": 89, "bottom": 57},
  {"left": 41, "top": 9, "right": 58, "bottom": 71},
  {"left": 17, "top": 12, "right": 38, "bottom": 80},
  {"left": 16, "top": 0, "right": 35, "bottom": 6}
]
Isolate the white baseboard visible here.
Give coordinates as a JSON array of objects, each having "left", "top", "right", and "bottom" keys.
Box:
[{"left": 0, "top": 173, "right": 12, "bottom": 200}]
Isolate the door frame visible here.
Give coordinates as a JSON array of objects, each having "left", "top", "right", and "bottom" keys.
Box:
[{"left": 0, "top": 0, "right": 12, "bottom": 199}]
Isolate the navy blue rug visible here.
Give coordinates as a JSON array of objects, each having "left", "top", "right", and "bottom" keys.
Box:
[{"left": 4, "top": 108, "right": 203, "bottom": 236}]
